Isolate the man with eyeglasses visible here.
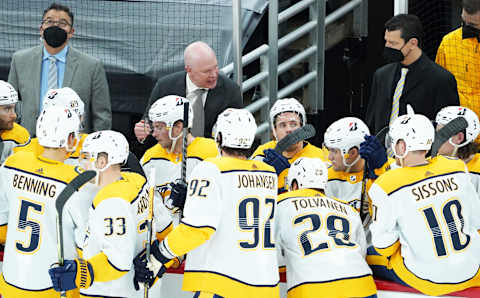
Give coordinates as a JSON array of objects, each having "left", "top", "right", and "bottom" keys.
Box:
[{"left": 8, "top": 2, "right": 111, "bottom": 136}]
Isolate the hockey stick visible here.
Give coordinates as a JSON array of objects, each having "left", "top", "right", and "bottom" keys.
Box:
[
  {"left": 274, "top": 124, "right": 316, "bottom": 153},
  {"left": 123, "top": 151, "right": 146, "bottom": 178},
  {"left": 171, "top": 100, "right": 190, "bottom": 215},
  {"left": 144, "top": 168, "right": 155, "bottom": 298},
  {"left": 55, "top": 170, "right": 96, "bottom": 297},
  {"left": 180, "top": 100, "right": 190, "bottom": 185},
  {"left": 431, "top": 117, "right": 468, "bottom": 157},
  {"left": 359, "top": 125, "right": 390, "bottom": 224}
]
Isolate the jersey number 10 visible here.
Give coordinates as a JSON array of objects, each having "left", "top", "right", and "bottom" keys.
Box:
[{"left": 421, "top": 199, "right": 470, "bottom": 257}]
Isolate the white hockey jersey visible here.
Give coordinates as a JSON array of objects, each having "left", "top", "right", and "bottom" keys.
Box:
[
  {"left": 161, "top": 157, "right": 280, "bottom": 298},
  {"left": 275, "top": 188, "right": 376, "bottom": 298},
  {"left": 0, "top": 151, "right": 83, "bottom": 297},
  {"left": 79, "top": 171, "right": 171, "bottom": 297},
  {"left": 369, "top": 155, "right": 480, "bottom": 296},
  {"left": 140, "top": 137, "right": 217, "bottom": 213}
]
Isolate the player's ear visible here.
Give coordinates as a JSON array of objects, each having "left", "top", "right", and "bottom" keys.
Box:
[
  {"left": 347, "top": 147, "right": 359, "bottom": 159},
  {"left": 96, "top": 153, "right": 108, "bottom": 170}
]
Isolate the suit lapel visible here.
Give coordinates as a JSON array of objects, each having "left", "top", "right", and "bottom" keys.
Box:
[
  {"left": 63, "top": 47, "right": 78, "bottom": 87},
  {"left": 400, "top": 56, "right": 427, "bottom": 100},
  {"left": 30, "top": 46, "right": 43, "bottom": 107}
]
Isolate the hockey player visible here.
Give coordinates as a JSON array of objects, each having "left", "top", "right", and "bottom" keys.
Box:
[
  {"left": 0, "top": 80, "right": 30, "bottom": 164},
  {"left": 48, "top": 130, "right": 172, "bottom": 298},
  {"left": 252, "top": 98, "right": 328, "bottom": 193},
  {"left": 324, "top": 117, "right": 390, "bottom": 214},
  {"left": 14, "top": 87, "right": 86, "bottom": 166},
  {"left": 368, "top": 112, "right": 480, "bottom": 296},
  {"left": 0, "top": 106, "right": 82, "bottom": 297},
  {"left": 133, "top": 108, "right": 280, "bottom": 298},
  {"left": 434, "top": 106, "right": 480, "bottom": 194},
  {"left": 276, "top": 157, "right": 377, "bottom": 298},
  {"left": 140, "top": 95, "right": 217, "bottom": 213}
]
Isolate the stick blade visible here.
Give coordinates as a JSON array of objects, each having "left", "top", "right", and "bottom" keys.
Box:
[
  {"left": 55, "top": 170, "right": 96, "bottom": 215},
  {"left": 274, "top": 124, "right": 316, "bottom": 153},
  {"left": 431, "top": 117, "right": 468, "bottom": 157}
]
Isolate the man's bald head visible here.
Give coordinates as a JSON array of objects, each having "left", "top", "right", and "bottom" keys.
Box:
[{"left": 184, "top": 41, "right": 219, "bottom": 89}]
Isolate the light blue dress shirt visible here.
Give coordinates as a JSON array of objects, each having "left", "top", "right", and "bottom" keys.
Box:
[{"left": 39, "top": 45, "right": 69, "bottom": 110}]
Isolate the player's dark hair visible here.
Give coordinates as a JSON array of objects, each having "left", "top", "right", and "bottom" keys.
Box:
[
  {"left": 463, "top": 0, "right": 480, "bottom": 14},
  {"left": 457, "top": 141, "right": 479, "bottom": 160},
  {"left": 385, "top": 14, "right": 423, "bottom": 48},
  {"left": 43, "top": 3, "right": 74, "bottom": 26}
]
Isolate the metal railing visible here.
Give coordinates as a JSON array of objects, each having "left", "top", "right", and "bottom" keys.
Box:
[{"left": 222, "top": 0, "right": 367, "bottom": 142}]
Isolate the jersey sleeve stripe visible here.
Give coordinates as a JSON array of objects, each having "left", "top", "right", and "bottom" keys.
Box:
[
  {"left": 373, "top": 240, "right": 400, "bottom": 257},
  {"left": 180, "top": 220, "right": 217, "bottom": 231},
  {"left": 184, "top": 270, "right": 279, "bottom": 287}
]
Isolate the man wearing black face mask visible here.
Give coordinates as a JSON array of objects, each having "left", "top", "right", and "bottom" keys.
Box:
[
  {"left": 7, "top": 2, "right": 111, "bottom": 136},
  {"left": 436, "top": 0, "right": 480, "bottom": 133},
  {"left": 366, "top": 14, "right": 459, "bottom": 135}
]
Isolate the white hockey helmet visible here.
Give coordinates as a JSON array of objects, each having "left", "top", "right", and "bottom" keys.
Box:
[
  {"left": 0, "top": 80, "right": 18, "bottom": 105},
  {"left": 81, "top": 130, "right": 129, "bottom": 170},
  {"left": 213, "top": 108, "right": 257, "bottom": 149},
  {"left": 148, "top": 95, "right": 191, "bottom": 128},
  {"left": 43, "top": 87, "right": 84, "bottom": 119},
  {"left": 324, "top": 117, "right": 370, "bottom": 168},
  {"left": 388, "top": 113, "right": 434, "bottom": 158},
  {"left": 435, "top": 106, "right": 480, "bottom": 145},
  {"left": 287, "top": 157, "right": 328, "bottom": 190},
  {"left": 36, "top": 106, "right": 80, "bottom": 150},
  {"left": 269, "top": 98, "right": 306, "bottom": 128}
]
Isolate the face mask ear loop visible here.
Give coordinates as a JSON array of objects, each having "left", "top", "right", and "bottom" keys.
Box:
[
  {"left": 167, "top": 126, "right": 183, "bottom": 153},
  {"left": 342, "top": 153, "right": 360, "bottom": 173}
]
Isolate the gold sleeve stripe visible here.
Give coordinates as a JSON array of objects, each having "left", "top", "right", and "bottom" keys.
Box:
[
  {"left": 0, "top": 225, "right": 7, "bottom": 244},
  {"left": 166, "top": 223, "right": 215, "bottom": 257},
  {"left": 88, "top": 252, "right": 128, "bottom": 282},
  {"left": 366, "top": 255, "right": 390, "bottom": 267},
  {"left": 374, "top": 240, "right": 400, "bottom": 257},
  {"left": 156, "top": 222, "right": 173, "bottom": 242}
]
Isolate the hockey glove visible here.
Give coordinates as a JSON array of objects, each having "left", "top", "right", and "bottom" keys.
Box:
[
  {"left": 359, "top": 135, "right": 387, "bottom": 179},
  {"left": 169, "top": 181, "right": 187, "bottom": 211},
  {"left": 133, "top": 250, "right": 155, "bottom": 290},
  {"left": 49, "top": 259, "right": 94, "bottom": 292},
  {"left": 263, "top": 149, "right": 290, "bottom": 175},
  {"left": 133, "top": 240, "right": 170, "bottom": 290}
]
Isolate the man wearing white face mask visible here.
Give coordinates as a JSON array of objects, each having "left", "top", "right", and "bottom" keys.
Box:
[{"left": 366, "top": 14, "right": 459, "bottom": 135}]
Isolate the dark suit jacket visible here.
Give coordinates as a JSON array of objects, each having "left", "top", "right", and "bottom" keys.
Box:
[
  {"left": 366, "top": 53, "right": 459, "bottom": 135},
  {"left": 144, "top": 71, "right": 243, "bottom": 137},
  {"left": 8, "top": 45, "right": 112, "bottom": 135}
]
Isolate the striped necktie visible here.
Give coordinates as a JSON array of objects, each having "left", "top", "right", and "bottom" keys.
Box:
[
  {"left": 190, "top": 89, "right": 207, "bottom": 137},
  {"left": 389, "top": 67, "right": 409, "bottom": 125},
  {"left": 47, "top": 56, "right": 58, "bottom": 90}
]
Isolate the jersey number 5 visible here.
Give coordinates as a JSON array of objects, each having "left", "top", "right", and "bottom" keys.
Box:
[
  {"left": 238, "top": 197, "right": 275, "bottom": 249},
  {"left": 16, "top": 199, "right": 44, "bottom": 254}
]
